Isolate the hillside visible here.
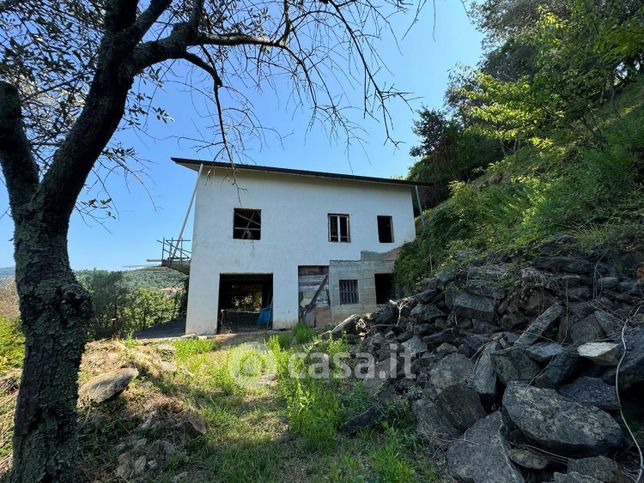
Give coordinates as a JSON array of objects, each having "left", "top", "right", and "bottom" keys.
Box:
[
  {"left": 395, "top": 80, "right": 644, "bottom": 293},
  {"left": 0, "top": 268, "right": 13, "bottom": 280}
]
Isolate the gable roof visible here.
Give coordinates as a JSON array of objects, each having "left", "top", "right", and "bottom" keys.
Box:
[{"left": 172, "top": 158, "right": 433, "bottom": 188}]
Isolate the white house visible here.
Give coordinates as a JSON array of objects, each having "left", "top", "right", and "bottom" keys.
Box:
[{"left": 172, "top": 158, "right": 427, "bottom": 335}]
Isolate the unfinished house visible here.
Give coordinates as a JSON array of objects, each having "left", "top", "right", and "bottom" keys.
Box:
[{"left": 169, "top": 158, "right": 428, "bottom": 334}]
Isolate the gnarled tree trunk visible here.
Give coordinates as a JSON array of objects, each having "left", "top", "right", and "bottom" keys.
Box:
[{"left": 10, "top": 217, "right": 91, "bottom": 482}]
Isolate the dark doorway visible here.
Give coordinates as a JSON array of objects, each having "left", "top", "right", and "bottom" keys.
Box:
[
  {"left": 374, "top": 273, "right": 394, "bottom": 304},
  {"left": 218, "top": 273, "right": 272, "bottom": 333}
]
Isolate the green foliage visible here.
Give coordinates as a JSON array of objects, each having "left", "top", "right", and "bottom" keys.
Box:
[
  {"left": 369, "top": 426, "right": 415, "bottom": 483},
  {"left": 406, "top": 108, "right": 503, "bottom": 206},
  {"left": 173, "top": 338, "right": 216, "bottom": 362},
  {"left": 457, "top": 0, "right": 643, "bottom": 144},
  {"left": 121, "top": 287, "right": 179, "bottom": 335},
  {"left": 79, "top": 269, "right": 185, "bottom": 339},
  {"left": 283, "top": 375, "right": 343, "bottom": 451},
  {"left": 292, "top": 322, "right": 316, "bottom": 344},
  {"left": 396, "top": 80, "right": 644, "bottom": 292},
  {"left": 0, "top": 317, "right": 24, "bottom": 372}
]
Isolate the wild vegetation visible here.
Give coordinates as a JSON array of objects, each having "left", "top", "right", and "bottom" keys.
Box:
[
  {"left": 396, "top": 0, "right": 643, "bottom": 292},
  {"left": 0, "top": 332, "right": 436, "bottom": 481},
  {"left": 77, "top": 268, "right": 187, "bottom": 339}
]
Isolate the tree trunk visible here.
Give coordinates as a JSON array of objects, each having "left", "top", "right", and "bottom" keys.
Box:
[{"left": 9, "top": 215, "right": 91, "bottom": 482}]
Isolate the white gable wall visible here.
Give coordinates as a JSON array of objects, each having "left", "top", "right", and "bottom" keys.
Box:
[{"left": 186, "top": 168, "right": 416, "bottom": 334}]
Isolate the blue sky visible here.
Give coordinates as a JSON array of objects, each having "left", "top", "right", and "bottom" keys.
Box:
[{"left": 0, "top": 2, "right": 483, "bottom": 270}]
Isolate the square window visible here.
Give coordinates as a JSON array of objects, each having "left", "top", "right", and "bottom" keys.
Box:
[
  {"left": 233, "top": 208, "right": 261, "bottom": 240},
  {"left": 329, "top": 214, "right": 350, "bottom": 242},
  {"left": 377, "top": 216, "right": 393, "bottom": 243},
  {"left": 339, "top": 279, "right": 359, "bottom": 305}
]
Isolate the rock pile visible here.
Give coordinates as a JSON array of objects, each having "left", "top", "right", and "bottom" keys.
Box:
[{"left": 338, "top": 254, "right": 644, "bottom": 482}]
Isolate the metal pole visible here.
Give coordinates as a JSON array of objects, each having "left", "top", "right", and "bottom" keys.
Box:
[{"left": 170, "top": 163, "right": 204, "bottom": 260}]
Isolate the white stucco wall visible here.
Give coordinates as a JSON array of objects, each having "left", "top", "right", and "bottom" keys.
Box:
[{"left": 185, "top": 167, "right": 416, "bottom": 334}]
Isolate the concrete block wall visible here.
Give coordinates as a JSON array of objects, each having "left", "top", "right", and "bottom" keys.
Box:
[{"left": 329, "top": 259, "right": 395, "bottom": 323}]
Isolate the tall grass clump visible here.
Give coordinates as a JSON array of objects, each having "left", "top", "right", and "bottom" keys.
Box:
[{"left": 173, "top": 338, "right": 216, "bottom": 362}]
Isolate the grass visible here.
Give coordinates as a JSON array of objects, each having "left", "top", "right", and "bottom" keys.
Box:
[
  {"left": 0, "top": 325, "right": 437, "bottom": 481},
  {"left": 173, "top": 338, "right": 217, "bottom": 362}
]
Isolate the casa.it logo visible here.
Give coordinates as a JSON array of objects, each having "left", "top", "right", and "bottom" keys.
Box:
[{"left": 226, "top": 342, "right": 277, "bottom": 389}]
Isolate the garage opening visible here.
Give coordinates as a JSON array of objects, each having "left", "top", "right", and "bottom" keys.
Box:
[
  {"left": 374, "top": 273, "right": 394, "bottom": 304},
  {"left": 218, "top": 274, "right": 273, "bottom": 333}
]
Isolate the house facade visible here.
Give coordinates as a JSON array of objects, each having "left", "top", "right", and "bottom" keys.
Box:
[{"left": 176, "top": 158, "right": 423, "bottom": 334}]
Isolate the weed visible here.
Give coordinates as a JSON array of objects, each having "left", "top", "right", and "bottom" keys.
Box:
[
  {"left": 173, "top": 338, "right": 216, "bottom": 362},
  {"left": 293, "top": 322, "right": 316, "bottom": 344}
]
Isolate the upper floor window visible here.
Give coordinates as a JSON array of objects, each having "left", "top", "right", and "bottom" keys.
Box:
[
  {"left": 328, "top": 214, "right": 350, "bottom": 243},
  {"left": 233, "top": 208, "right": 261, "bottom": 240},
  {"left": 377, "top": 215, "right": 394, "bottom": 243}
]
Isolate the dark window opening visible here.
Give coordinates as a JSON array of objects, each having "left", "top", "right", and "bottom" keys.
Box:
[
  {"left": 329, "top": 214, "right": 350, "bottom": 242},
  {"left": 339, "top": 279, "right": 359, "bottom": 304},
  {"left": 233, "top": 208, "right": 261, "bottom": 240},
  {"left": 375, "top": 273, "right": 394, "bottom": 304},
  {"left": 377, "top": 215, "right": 394, "bottom": 243}
]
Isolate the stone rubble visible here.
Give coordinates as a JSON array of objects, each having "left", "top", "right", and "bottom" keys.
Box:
[{"left": 333, "top": 250, "right": 644, "bottom": 482}]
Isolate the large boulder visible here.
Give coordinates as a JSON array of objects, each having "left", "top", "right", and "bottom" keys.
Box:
[
  {"left": 400, "top": 336, "right": 427, "bottom": 355},
  {"left": 339, "top": 405, "right": 384, "bottom": 436},
  {"left": 502, "top": 383, "right": 626, "bottom": 456},
  {"left": 437, "top": 383, "right": 486, "bottom": 432},
  {"left": 534, "top": 348, "right": 583, "bottom": 388},
  {"left": 428, "top": 353, "right": 474, "bottom": 393},
  {"left": 469, "top": 341, "right": 500, "bottom": 400},
  {"left": 558, "top": 377, "right": 619, "bottom": 411},
  {"left": 567, "top": 456, "right": 627, "bottom": 483},
  {"left": 80, "top": 367, "right": 139, "bottom": 404},
  {"left": 514, "top": 304, "right": 562, "bottom": 347},
  {"left": 491, "top": 347, "right": 541, "bottom": 385},
  {"left": 363, "top": 357, "right": 395, "bottom": 396},
  {"left": 577, "top": 342, "right": 621, "bottom": 366},
  {"left": 410, "top": 303, "right": 445, "bottom": 322},
  {"left": 570, "top": 315, "right": 605, "bottom": 345},
  {"left": 606, "top": 328, "right": 644, "bottom": 390},
  {"left": 413, "top": 398, "right": 460, "bottom": 445},
  {"left": 331, "top": 314, "right": 361, "bottom": 339},
  {"left": 552, "top": 472, "right": 601, "bottom": 482},
  {"left": 370, "top": 303, "right": 398, "bottom": 325},
  {"left": 447, "top": 411, "right": 525, "bottom": 483},
  {"left": 453, "top": 290, "right": 498, "bottom": 322},
  {"left": 525, "top": 342, "right": 564, "bottom": 363},
  {"left": 533, "top": 256, "right": 594, "bottom": 275},
  {"left": 422, "top": 327, "right": 458, "bottom": 346}
]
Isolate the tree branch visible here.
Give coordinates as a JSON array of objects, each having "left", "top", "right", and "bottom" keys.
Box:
[
  {"left": 127, "top": 0, "right": 173, "bottom": 42},
  {"left": 105, "top": 0, "right": 139, "bottom": 33},
  {"left": 0, "top": 82, "right": 39, "bottom": 216}
]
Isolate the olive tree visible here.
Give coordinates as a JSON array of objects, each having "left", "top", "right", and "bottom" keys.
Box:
[{"left": 0, "top": 0, "right": 409, "bottom": 480}]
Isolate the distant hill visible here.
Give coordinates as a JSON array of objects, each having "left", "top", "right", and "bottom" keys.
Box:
[
  {"left": 0, "top": 267, "right": 14, "bottom": 280},
  {"left": 76, "top": 266, "right": 187, "bottom": 290},
  {"left": 0, "top": 265, "right": 186, "bottom": 288}
]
